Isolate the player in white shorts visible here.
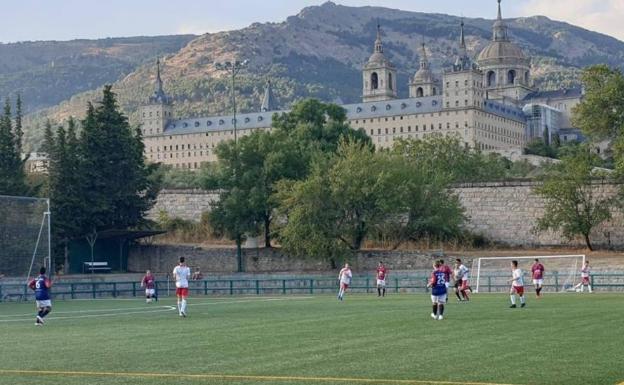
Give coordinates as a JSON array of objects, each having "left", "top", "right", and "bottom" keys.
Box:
[
  {"left": 173, "top": 257, "right": 191, "bottom": 317},
  {"left": 509, "top": 260, "right": 526, "bottom": 308},
  {"left": 376, "top": 261, "right": 387, "bottom": 297},
  {"left": 337, "top": 263, "right": 352, "bottom": 301}
]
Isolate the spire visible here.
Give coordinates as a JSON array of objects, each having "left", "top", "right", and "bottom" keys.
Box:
[
  {"left": 492, "top": 0, "right": 509, "bottom": 41},
  {"left": 155, "top": 58, "right": 163, "bottom": 94},
  {"left": 454, "top": 20, "right": 472, "bottom": 71},
  {"left": 150, "top": 58, "right": 170, "bottom": 104},
  {"left": 419, "top": 40, "right": 429, "bottom": 70},
  {"left": 374, "top": 22, "right": 383, "bottom": 54},
  {"left": 460, "top": 19, "right": 466, "bottom": 50},
  {"left": 261, "top": 79, "right": 277, "bottom": 112}
]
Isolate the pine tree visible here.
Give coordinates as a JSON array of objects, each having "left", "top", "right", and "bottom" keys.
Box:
[
  {"left": 0, "top": 98, "right": 28, "bottom": 195},
  {"left": 79, "top": 86, "right": 157, "bottom": 232},
  {"left": 14, "top": 94, "right": 23, "bottom": 155}
]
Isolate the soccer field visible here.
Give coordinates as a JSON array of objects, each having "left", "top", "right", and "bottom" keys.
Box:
[{"left": 0, "top": 294, "right": 622, "bottom": 385}]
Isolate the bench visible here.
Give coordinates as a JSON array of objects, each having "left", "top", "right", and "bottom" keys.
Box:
[{"left": 83, "top": 262, "right": 112, "bottom": 273}]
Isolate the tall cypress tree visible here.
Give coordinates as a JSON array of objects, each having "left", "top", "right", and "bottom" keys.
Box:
[
  {"left": 0, "top": 98, "right": 28, "bottom": 195},
  {"left": 79, "top": 86, "right": 157, "bottom": 232},
  {"left": 14, "top": 94, "right": 23, "bottom": 155},
  {"left": 47, "top": 118, "right": 88, "bottom": 272}
]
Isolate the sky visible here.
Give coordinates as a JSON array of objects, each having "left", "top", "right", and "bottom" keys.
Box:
[{"left": 1, "top": 0, "right": 623, "bottom": 43}]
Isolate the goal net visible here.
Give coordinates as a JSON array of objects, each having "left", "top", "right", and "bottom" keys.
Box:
[
  {"left": 472, "top": 255, "right": 585, "bottom": 293},
  {"left": 0, "top": 195, "right": 51, "bottom": 281}
]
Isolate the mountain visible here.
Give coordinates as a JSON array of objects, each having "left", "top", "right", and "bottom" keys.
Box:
[
  {"left": 20, "top": 1, "right": 624, "bottom": 151},
  {"left": 0, "top": 35, "right": 196, "bottom": 114}
]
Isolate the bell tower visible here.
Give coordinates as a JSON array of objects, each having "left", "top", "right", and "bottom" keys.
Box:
[
  {"left": 362, "top": 24, "right": 397, "bottom": 103},
  {"left": 139, "top": 59, "right": 173, "bottom": 136}
]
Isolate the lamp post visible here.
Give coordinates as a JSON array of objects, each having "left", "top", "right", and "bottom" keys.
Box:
[
  {"left": 214, "top": 60, "right": 248, "bottom": 273},
  {"left": 214, "top": 60, "right": 248, "bottom": 144}
]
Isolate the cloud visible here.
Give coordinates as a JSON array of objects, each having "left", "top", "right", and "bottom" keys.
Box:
[{"left": 519, "top": 0, "right": 624, "bottom": 41}]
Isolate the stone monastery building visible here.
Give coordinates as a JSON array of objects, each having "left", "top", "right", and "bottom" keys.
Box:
[{"left": 141, "top": 0, "right": 583, "bottom": 169}]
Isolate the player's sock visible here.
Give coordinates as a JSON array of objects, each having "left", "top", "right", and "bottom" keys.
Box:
[
  {"left": 588, "top": 285, "right": 592, "bottom": 293},
  {"left": 537, "top": 287, "right": 542, "bottom": 296},
  {"left": 177, "top": 300, "right": 181, "bottom": 313},
  {"left": 377, "top": 287, "right": 381, "bottom": 296},
  {"left": 439, "top": 304, "right": 444, "bottom": 316},
  {"left": 462, "top": 290, "right": 470, "bottom": 301},
  {"left": 382, "top": 288, "right": 386, "bottom": 297},
  {"left": 510, "top": 295, "right": 516, "bottom": 305},
  {"left": 455, "top": 290, "right": 462, "bottom": 300},
  {"left": 181, "top": 299, "right": 187, "bottom": 314},
  {"left": 520, "top": 296, "right": 525, "bottom": 305},
  {"left": 432, "top": 304, "right": 437, "bottom": 316},
  {"left": 42, "top": 308, "right": 51, "bottom": 317}
]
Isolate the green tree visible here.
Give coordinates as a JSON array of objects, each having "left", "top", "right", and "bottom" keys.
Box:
[
  {"left": 0, "top": 98, "right": 28, "bottom": 196},
  {"left": 276, "top": 140, "right": 465, "bottom": 260},
  {"left": 46, "top": 118, "right": 88, "bottom": 271},
  {"left": 207, "top": 99, "right": 371, "bottom": 260},
  {"left": 524, "top": 138, "right": 558, "bottom": 159},
  {"left": 393, "top": 135, "right": 507, "bottom": 183},
  {"left": 535, "top": 145, "right": 614, "bottom": 250},
  {"left": 14, "top": 94, "right": 23, "bottom": 154},
  {"left": 79, "top": 85, "right": 158, "bottom": 234},
  {"left": 572, "top": 65, "right": 624, "bottom": 140}
]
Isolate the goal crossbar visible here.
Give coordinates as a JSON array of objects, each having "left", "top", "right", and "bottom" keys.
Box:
[{"left": 474, "top": 254, "right": 585, "bottom": 293}]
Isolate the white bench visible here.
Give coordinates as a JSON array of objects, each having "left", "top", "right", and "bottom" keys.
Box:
[{"left": 83, "top": 262, "right": 112, "bottom": 273}]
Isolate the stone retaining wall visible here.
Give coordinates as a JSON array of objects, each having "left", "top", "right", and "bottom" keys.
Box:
[{"left": 150, "top": 182, "right": 624, "bottom": 247}]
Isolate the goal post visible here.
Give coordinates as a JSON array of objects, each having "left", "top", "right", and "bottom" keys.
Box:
[
  {"left": 474, "top": 255, "right": 585, "bottom": 293},
  {"left": 0, "top": 195, "right": 52, "bottom": 282}
]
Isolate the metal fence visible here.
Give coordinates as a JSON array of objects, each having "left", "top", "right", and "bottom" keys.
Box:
[{"left": 1, "top": 273, "right": 622, "bottom": 302}]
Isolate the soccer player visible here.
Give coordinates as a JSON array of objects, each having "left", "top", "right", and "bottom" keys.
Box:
[
  {"left": 531, "top": 258, "right": 545, "bottom": 298},
  {"left": 509, "top": 260, "right": 526, "bottom": 308},
  {"left": 453, "top": 258, "right": 470, "bottom": 301},
  {"left": 574, "top": 261, "right": 593, "bottom": 293},
  {"left": 376, "top": 261, "right": 387, "bottom": 297},
  {"left": 337, "top": 263, "right": 352, "bottom": 301},
  {"left": 427, "top": 260, "right": 447, "bottom": 320},
  {"left": 28, "top": 267, "right": 52, "bottom": 326},
  {"left": 141, "top": 270, "right": 157, "bottom": 303},
  {"left": 173, "top": 257, "right": 191, "bottom": 317}
]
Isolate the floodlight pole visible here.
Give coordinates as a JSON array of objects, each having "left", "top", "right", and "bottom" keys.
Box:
[
  {"left": 214, "top": 59, "right": 248, "bottom": 273},
  {"left": 214, "top": 60, "right": 248, "bottom": 145}
]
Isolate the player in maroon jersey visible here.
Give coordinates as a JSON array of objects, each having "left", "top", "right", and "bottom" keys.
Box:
[
  {"left": 376, "top": 261, "right": 388, "bottom": 297},
  {"left": 141, "top": 270, "right": 157, "bottom": 303},
  {"left": 531, "top": 258, "right": 545, "bottom": 298},
  {"left": 438, "top": 259, "right": 452, "bottom": 290}
]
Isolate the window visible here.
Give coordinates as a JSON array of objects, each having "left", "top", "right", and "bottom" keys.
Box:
[
  {"left": 416, "top": 87, "right": 424, "bottom": 97},
  {"left": 507, "top": 70, "right": 516, "bottom": 85},
  {"left": 487, "top": 71, "right": 496, "bottom": 87},
  {"left": 371, "top": 72, "right": 379, "bottom": 90},
  {"left": 388, "top": 73, "right": 393, "bottom": 90}
]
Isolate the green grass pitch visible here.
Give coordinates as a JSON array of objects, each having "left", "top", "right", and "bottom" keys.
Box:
[{"left": 0, "top": 293, "right": 623, "bottom": 385}]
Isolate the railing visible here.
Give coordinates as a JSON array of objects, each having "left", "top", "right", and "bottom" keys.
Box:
[{"left": 0, "top": 273, "right": 620, "bottom": 302}]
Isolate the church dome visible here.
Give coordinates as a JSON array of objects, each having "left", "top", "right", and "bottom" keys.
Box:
[
  {"left": 477, "top": 40, "right": 526, "bottom": 62},
  {"left": 477, "top": 0, "right": 529, "bottom": 68},
  {"left": 367, "top": 52, "right": 391, "bottom": 66},
  {"left": 413, "top": 67, "right": 434, "bottom": 83}
]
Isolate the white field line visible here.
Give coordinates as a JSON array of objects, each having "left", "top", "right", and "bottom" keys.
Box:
[
  {"left": 0, "top": 296, "right": 313, "bottom": 318},
  {"left": 0, "top": 297, "right": 313, "bottom": 323}
]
